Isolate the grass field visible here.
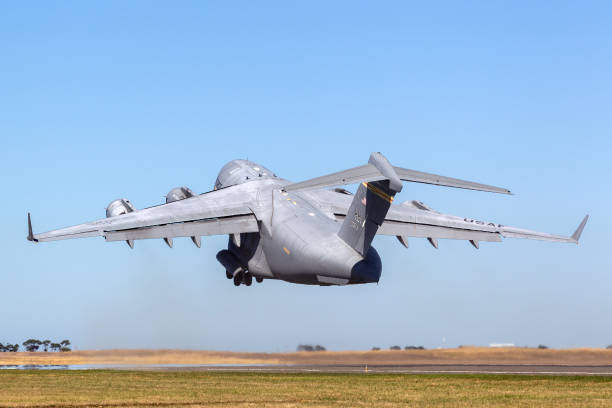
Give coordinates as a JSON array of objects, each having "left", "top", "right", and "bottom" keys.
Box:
[{"left": 0, "top": 370, "right": 611, "bottom": 407}]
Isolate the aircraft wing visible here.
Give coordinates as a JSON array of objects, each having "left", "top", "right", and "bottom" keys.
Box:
[
  {"left": 27, "top": 183, "right": 259, "bottom": 246},
  {"left": 378, "top": 203, "right": 588, "bottom": 245},
  {"left": 321, "top": 191, "right": 588, "bottom": 246}
]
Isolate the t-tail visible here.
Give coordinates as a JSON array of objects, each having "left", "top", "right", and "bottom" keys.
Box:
[{"left": 337, "top": 153, "right": 403, "bottom": 256}]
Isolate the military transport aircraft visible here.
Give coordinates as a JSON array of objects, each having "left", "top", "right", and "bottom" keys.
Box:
[{"left": 27, "top": 152, "right": 588, "bottom": 287}]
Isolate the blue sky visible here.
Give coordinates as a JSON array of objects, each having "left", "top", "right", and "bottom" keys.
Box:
[{"left": 1, "top": 1, "right": 611, "bottom": 351}]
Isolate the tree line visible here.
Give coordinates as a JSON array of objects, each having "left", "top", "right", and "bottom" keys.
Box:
[
  {"left": 297, "top": 344, "right": 326, "bottom": 352},
  {"left": 0, "top": 343, "right": 19, "bottom": 352},
  {"left": 0, "top": 339, "right": 71, "bottom": 352},
  {"left": 371, "top": 345, "right": 426, "bottom": 351}
]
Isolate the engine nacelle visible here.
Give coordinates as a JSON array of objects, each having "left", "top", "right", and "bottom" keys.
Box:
[
  {"left": 106, "top": 199, "right": 135, "bottom": 218},
  {"left": 166, "top": 186, "right": 195, "bottom": 203},
  {"left": 216, "top": 249, "right": 244, "bottom": 276}
]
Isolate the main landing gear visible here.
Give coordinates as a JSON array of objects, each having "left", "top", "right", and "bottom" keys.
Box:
[
  {"left": 233, "top": 271, "right": 243, "bottom": 286},
  {"left": 228, "top": 270, "right": 262, "bottom": 286}
]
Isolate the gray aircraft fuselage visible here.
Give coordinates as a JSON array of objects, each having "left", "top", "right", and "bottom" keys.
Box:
[{"left": 214, "top": 159, "right": 381, "bottom": 286}]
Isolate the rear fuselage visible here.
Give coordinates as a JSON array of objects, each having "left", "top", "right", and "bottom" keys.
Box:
[{"left": 214, "top": 160, "right": 382, "bottom": 285}]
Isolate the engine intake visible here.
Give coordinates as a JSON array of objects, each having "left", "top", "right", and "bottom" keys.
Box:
[
  {"left": 216, "top": 249, "right": 244, "bottom": 276},
  {"left": 106, "top": 199, "right": 135, "bottom": 218},
  {"left": 166, "top": 186, "right": 195, "bottom": 204}
]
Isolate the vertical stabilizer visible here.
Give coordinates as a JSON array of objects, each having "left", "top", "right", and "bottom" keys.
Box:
[{"left": 338, "top": 153, "right": 402, "bottom": 256}]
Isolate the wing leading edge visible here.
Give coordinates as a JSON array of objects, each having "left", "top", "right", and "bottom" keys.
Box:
[
  {"left": 27, "top": 183, "right": 260, "bottom": 245},
  {"left": 322, "top": 192, "right": 588, "bottom": 246},
  {"left": 333, "top": 210, "right": 588, "bottom": 246}
]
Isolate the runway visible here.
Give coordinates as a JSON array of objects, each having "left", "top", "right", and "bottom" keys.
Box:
[
  {"left": 157, "top": 364, "right": 612, "bottom": 376},
  {"left": 3, "top": 363, "right": 612, "bottom": 375}
]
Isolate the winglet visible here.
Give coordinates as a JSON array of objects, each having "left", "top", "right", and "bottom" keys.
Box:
[
  {"left": 27, "top": 212, "right": 38, "bottom": 242},
  {"left": 571, "top": 215, "right": 589, "bottom": 243}
]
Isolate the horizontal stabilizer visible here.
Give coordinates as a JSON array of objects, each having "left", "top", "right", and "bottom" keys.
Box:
[
  {"left": 283, "top": 163, "right": 381, "bottom": 192},
  {"left": 393, "top": 166, "right": 511, "bottom": 195},
  {"left": 283, "top": 152, "right": 511, "bottom": 195}
]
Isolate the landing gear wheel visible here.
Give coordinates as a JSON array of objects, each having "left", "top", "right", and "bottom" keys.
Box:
[
  {"left": 255, "top": 276, "right": 263, "bottom": 283},
  {"left": 233, "top": 271, "right": 244, "bottom": 286},
  {"left": 244, "top": 272, "right": 253, "bottom": 286},
  {"left": 226, "top": 270, "right": 233, "bottom": 280}
]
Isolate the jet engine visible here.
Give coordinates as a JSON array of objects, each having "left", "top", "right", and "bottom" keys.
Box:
[
  {"left": 166, "top": 186, "right": 195, "bottom": 203},
  {"left": 216, "top": 249, "right": 248, "bottom": 286},
  {"left": 106, "top": 199, "right": 135, "bottom": 218}
]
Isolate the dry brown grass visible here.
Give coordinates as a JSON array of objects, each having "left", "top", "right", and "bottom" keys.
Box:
[
  {"left": 2, "top": 347, "right": 612, "bottom": 366},
  {"left": 0, "top": 370, "right": 611, "bottom": 407},
  {"left": 0, "top": 349, "right": 280, "bottom": 366}
]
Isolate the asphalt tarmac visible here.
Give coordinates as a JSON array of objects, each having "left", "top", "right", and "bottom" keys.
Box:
[{"left": 3, "top": 364, "right": 612, "bottom": 375}]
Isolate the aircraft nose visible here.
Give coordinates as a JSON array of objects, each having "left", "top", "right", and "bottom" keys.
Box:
[{"left": 349, "top": 246, "right": 382, "bottom": 284}]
